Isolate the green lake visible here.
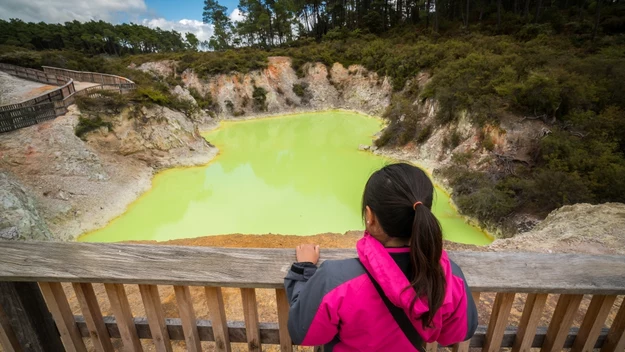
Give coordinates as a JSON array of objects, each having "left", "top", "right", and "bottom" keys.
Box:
[{"left": 79, "top": 111, "right": 492, "bottom": 245}]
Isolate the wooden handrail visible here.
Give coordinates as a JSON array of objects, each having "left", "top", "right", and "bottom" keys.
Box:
[
  {"left": 0, "top": 241, "right": 624, "bottom": 352},
  {"left": 0, "top": 241, "right": 624, "bottom": 293},
  {"left": 0, "top": 64, "right": 135, "bottom": 133},
  {"left": 42, "top": 66, "right": 135, "bottom": 85}
]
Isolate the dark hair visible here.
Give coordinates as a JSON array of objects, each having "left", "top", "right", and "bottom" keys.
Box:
[{"left": 361, "top": 163, "right": 445, "bottom": 327}]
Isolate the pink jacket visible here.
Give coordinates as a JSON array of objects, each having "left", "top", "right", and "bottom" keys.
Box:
[{"left": 284, "top": 233, "right": 477, "bottom": 351}]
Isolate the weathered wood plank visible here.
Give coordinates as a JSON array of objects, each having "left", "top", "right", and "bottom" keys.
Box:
[
  {"left": 541, "top": 294, "right": 584, "bottom": 352},
  {"left": 204, "top": 287, "right": 231, "bottom": 352},
  {"left": 512, "top": 293, "right": 548, "bottom": 352},
  {"left": 73, "top": 318, "right": 612, "bottom": 348},
  {"left": 72, "top": 282, "right": 114, "bottom": 352},
  {"left": 174, "top": 285, "right": 202, "bottom": 352},
  {"left": 0, "top": 302, "right": 22, "bottom": 352},
  {"left": 104, "top": 283, "right": 143, "bottom": 352},
  {"left": 76, "top": 316, "right": 280, "bottom": 343},
  {"left": 1, "top": 242, "right": 624, "bottom": 294},
  {"left": 453, "top": 291, "right": 481, "bottom": 352},
  {"left": 601, "top": 299, "right": 625, "bottom": 352},
  {"left": 0, "top": 282, "right": 64, "bottom": 352},
  {"left": 572, "top": 295, "right": 617, "bottom": 352},
  {"left": 241, "top": 288, "right": 261, "bottom": 352},
  {"left": 275, "top": 289, "right": 293, "bottom": 352},
  {"left": 484, "top": 292, "right": 515, "bottom": 352},
  {"left": 139, "top": 285, "right": 172, "bottom": 352},
  {"left": 38, "top": 282, "right": 87, "bottom": 352}
]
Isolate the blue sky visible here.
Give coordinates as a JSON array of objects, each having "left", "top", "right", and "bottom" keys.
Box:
[
  {"left": 146, "top": 0, "right": 239, "bottom": 21},
  {"left": 0, "top": 0, "right": 245, "bottom": 43}
]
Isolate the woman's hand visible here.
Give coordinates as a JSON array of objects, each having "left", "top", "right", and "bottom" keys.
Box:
[{"left": 296, "top": 244, "right": 320, "bottom": 265}]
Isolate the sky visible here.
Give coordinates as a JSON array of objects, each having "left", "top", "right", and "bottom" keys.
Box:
[{"left": 0, "top": 0, "right": 245, "bottom": 43}]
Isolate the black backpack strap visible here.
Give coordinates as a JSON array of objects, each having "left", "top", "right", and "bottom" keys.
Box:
[{"left": 359, "top": 261, "right": 426, "bottom": 352}]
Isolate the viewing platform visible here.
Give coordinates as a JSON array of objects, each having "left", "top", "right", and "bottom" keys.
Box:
[{"left": 0, "top": 241, "right": 624, "bottom": 351}]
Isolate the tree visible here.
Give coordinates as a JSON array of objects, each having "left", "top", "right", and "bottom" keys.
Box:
[
  {"left": 185, "top": 32, "right": 200, "bottom": 50},
  {"left": 203, "top": 0, "right": 234, "bottom": 50}
]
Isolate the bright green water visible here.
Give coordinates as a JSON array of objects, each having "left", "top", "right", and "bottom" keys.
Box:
[{"left": 79, "top": 111, "right": 491, "bottom": 245}]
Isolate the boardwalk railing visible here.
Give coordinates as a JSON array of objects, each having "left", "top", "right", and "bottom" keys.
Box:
[
  {"left": 0, "top": 63, "right": 68, "bottom": 86},
  {"left": 42, "top": 66, "right": 136, "bottom": 92},
  {"left": 0, "top": 241, "right": 624, "bottom": 352},
  {"left": 0, "top": 64, "right": 136, "bottom": 133}
]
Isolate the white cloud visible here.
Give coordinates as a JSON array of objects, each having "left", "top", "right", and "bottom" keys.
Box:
[
  {"left": 142, "top": 18, "right": 214, "bottom": 43},
  {"left": 0, "top": 0, "right": 147, "bottom": 23},
  {"left": 229, "top": 9, "right": 245, "bottom": 23}
]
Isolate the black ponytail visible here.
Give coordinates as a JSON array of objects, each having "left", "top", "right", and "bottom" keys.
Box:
[{"left": 362, "top": 163, "right": 446, "bottom": 327}]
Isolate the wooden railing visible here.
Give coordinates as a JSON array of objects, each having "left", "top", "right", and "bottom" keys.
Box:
[
  {"left": 0, "top": 63, "right": 68, "bottom": 86},
  {"left": 0, "top": 63, "right": 77, "bottom": 133},
  {"left": 0, "top": 64, "right": 135, "bottom": 133},
  {"left": 0, "top": 241, "right": 624, "bottom": 352},
  {"left": 42, "top": 66, "right": 136, "bottom": 91}
]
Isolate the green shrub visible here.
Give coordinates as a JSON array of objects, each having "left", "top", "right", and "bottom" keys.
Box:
[
  {"left": 416, "top": 124, "right": 432, "bottom": 144},
  {"left": 252, "top": 86, "right": 267, "bottom": 111},
  {"left": 135, "top": 87, "right": 170, "bottom": 105},
  {"left": 451, "top": 151, "right": 473, "bottom": 166},
  {"left": 188, "top": 87, "right": 215, "bottom": 110},
  {"left": 225, "top": 100, "right": 235, "bottom": 113},
  {"left": 292, "top": 83, "right": 307, "bottom": 97},
  {"left": 450, "top": 129, "right": 462, "bottom": 149},
  {"left": 75, "top": 116, "right": 112, "bottom": 139},
  {"left": 482, "top": 133, "right": 495, "bottom": 151},
  {"left": 75, "top": 90, "right": 127, "bottom": 114},
  {"left": 455, "top": 187, "right": 517, "bottom": 224}
]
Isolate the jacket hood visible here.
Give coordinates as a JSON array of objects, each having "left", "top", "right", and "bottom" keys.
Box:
[{"left": 357, "top": 232, "right": 461, "bottom": 341}]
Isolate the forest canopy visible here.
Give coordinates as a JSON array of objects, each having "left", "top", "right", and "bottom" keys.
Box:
[{"left": 0, "top": 19, "right": 199, "bottom": 55}]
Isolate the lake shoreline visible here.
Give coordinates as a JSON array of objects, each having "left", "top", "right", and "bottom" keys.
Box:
[{"left": 79, "top": 111, "right": 491, "bottom": 245}]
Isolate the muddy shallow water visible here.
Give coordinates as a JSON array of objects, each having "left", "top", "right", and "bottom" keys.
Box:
[{"left": 79, "top": 111, "right": 491, "bottom": 245}]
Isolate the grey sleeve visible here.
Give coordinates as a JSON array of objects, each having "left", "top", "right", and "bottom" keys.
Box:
[
  {"left": 283, "top": 261, "right": 342, "bottom": 345},
  {"left": 450, "top": 260, "right": 479, "bottom": 340},
  {"left": 284, "top": 262, "right": 319, "bottom": 306}
]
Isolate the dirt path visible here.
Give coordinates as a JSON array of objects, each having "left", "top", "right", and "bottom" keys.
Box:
[{"left": 0, "top": 71, "right": 59, "bottom": 105}]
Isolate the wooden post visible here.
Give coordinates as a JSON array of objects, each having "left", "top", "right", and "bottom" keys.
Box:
[
  {"left": 513, "top": 293, "right": 548, "bottom": 352},
  {"left": 138, "top": 285, "right": 172, "bottom": 352},
  {"left": 205, "top": 287, "right": 231, "bottom": 352},
  {"left": 541, "top": 294, "right": 583, "bottom": 352},
  {"left": 104, "top": 283, "right": 143, "bottom": 352},
  {"left": 602, "top": 299, "right": 625, "bottom": 352},
  {"left": 484, "top": 292, "right": 515, "bottom": 352},
  {"left": 572, "top": 294, "right": 617, "bottom": 352},
  {"left": 174, "top": 285, "right": 201, "bottom": 352},
  {"left": 240, "top": 288, "right": 261, "bottom": 352},
  {"left": 275, "top": 289, "right": 293, "bottom": 352},
  {"left": 0, "top": 282, "right": 65, "bottom": 352},
  {"left": 72, "top": 283, "right": 114, "bottom": 352},
  {"left": 38, "top": 282, "right": 87, "bottom": 352}
]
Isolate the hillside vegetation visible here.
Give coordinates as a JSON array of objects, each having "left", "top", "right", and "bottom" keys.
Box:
[{"left": 1, "top": 1, "right": 624, "bottom": 234}]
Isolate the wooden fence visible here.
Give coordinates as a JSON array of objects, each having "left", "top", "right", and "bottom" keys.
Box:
[
  {"left": 0, "top": 241, "right": 624, "bottom": 352},
  {"left": 0, "top": 64, "right": 135, "bottom": 133},
  {"left": 42, "top": 66, "right": 136, "bottom": 91},
  {"left": 0, "top": 63, "right": 68, "bottom": 86}
]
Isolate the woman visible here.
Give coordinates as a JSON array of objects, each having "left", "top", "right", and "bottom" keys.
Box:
[{"left": 284, "top": 163, "right": 478, "bottom": 351}]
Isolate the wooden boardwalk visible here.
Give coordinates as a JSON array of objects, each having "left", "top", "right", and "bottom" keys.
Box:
[{"left": 0, "top": 63, "right": 135, "bottom": 133}]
